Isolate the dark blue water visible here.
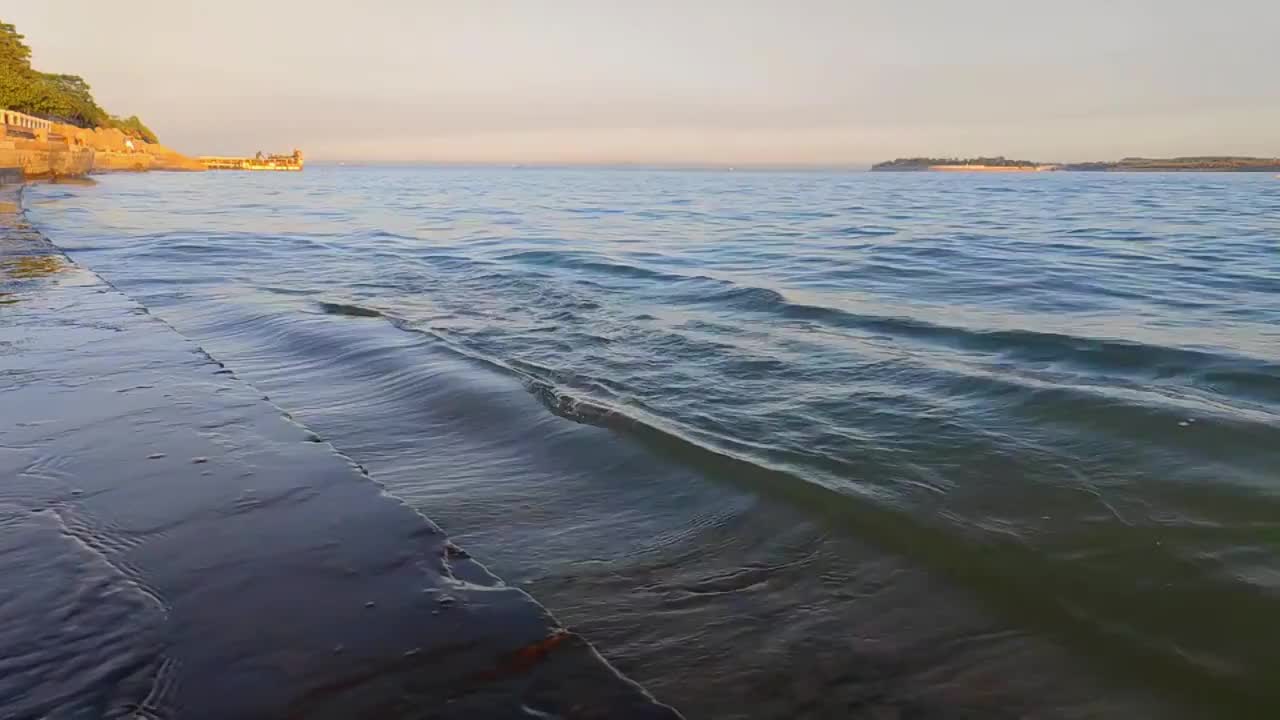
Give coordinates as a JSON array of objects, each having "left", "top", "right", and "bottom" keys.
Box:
[{"left": 27, "top": 168, "right": 1280, "bottom": 718}]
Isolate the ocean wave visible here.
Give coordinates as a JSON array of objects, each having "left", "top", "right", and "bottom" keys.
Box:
[
  {"left": 159, "top": 297, "right": 1280, "bottom": 712},
  {"left": 316, "top": 300, "right": 384, "bottom": 318},
  {"left": 683, "top": 280, "right": 1280, "bottom": 388},
  {"left": 24, "top": 168, "right": 1280, "bottom": 717}
]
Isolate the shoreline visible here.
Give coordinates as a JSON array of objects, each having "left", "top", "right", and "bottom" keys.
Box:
[
  {"left": 1, "top": 113, "right": 205, "bottom": 180},
  {"left": 0, "top": 182, "right": 681, "bottom": 719}
]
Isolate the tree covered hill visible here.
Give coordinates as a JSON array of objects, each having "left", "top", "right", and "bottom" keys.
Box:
[
  {"left": 1, "top": 20, "right": 158, "bottom": 143},
  {"left": 872, "top": 156, "right": 1040, "bottom": 171}
]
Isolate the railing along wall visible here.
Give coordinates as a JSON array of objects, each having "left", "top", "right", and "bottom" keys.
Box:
[{"left": 1, "top": 109, "right": 54, "bottom": 132}]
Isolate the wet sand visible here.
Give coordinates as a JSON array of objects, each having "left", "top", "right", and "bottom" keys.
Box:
[{"left": 0, "top": 185, "right": 680, "bottom": 719}]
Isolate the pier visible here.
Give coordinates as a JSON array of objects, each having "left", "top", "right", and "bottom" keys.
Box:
[{"left": 199, "top": 150, "right": 304, "bottom": 171}]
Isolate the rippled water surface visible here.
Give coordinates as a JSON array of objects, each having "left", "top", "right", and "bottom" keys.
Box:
[{"left": 28, "top": 168, "right": 1280, "bottom": 718}]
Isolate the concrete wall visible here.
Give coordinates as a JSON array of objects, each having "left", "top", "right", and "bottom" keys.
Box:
[
  {"left": 91, "top": 151, "right": 154, "bottom": 172},
  {"left": 0, "top": 121, "right": 204, "bottom": 178},
  {"left": 0, "top": 138, "right": 95, "bottom": 178}
]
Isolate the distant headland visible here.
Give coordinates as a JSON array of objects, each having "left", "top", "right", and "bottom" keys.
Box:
[
  {"left": 871, "top": 157, "right": 1051, "bottom": 172},
  {"left": 1, "top": 21, "right": 297, "bottom": 179},
  {"left": 872, "top": 156, "right": 1280, "bottom": 172},
  {"left": 0, "top": 21, "right": 200, "bottom": 176}
]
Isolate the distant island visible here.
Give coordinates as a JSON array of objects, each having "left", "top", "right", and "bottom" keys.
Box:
[
  {"left": 871, "top": 156, "right": 1048, "bottom": 172},
  {"left": 873, "top": 156, "right": 1280, "bottom": 172},
  {"left": 1059, "top": 157, "right": 1280, "bottom": 172}
]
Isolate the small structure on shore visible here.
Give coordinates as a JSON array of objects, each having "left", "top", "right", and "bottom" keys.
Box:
[{"left": 200, "top": 150, "right": 304, "bottom": 171}]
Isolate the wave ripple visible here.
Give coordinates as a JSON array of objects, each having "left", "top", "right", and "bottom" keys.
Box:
[{"left": 26, "top": 167, "right": 1280, "bottom": 719}]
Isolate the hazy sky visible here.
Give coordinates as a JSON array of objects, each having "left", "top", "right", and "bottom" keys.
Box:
[{"left": 9, "top": 1, "right": 1279, "bottom": 164}]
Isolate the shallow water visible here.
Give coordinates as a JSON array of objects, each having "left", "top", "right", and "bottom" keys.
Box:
[{"left": 27, "top": 168, "right": 1280, "bottom": 718}]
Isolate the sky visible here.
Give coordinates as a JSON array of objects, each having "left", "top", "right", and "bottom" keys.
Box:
[{"left": 8, "top": 1, "right": 1279, "bottom": 165}]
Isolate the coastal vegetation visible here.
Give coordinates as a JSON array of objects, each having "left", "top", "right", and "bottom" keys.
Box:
[
  {"left": 872, "top": 156, "right": 1039, "bottom": 171},
  {"left": 1061, "top": 156, "right": 1280, "bottom": 172},
  {"left": 103, "top": 114, "right": 159, "bottom": 144},
  {"left": 875, "top": 155, "right": 1280, "bottom": 172},
  {"left": 0, "top": 20, "right": 157, "bottom": 142}
]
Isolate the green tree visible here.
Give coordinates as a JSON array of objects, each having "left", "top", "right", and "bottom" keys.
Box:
[
  {"left": 0, "top": 21, "right": 32, "bottom": 70},
  {"left": 0, "top": 21, "right": 37, "bottom": 110},
  {"left": 105, "top": 115, "right": 158, "bottom": 144},
  {"left": 1, "top": 19, "right": 157, "bottom": 140},
  {"left": 28, "top": 73, "right": 108, "bottom": 126}
]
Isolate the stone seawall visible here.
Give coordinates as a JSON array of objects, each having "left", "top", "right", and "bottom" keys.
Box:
[
  {"left": 0, "top": 137, "right": 95, "bottom": 178},
  {"left": 0, "top": 122, "right": 204, "bottom": 178}
]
